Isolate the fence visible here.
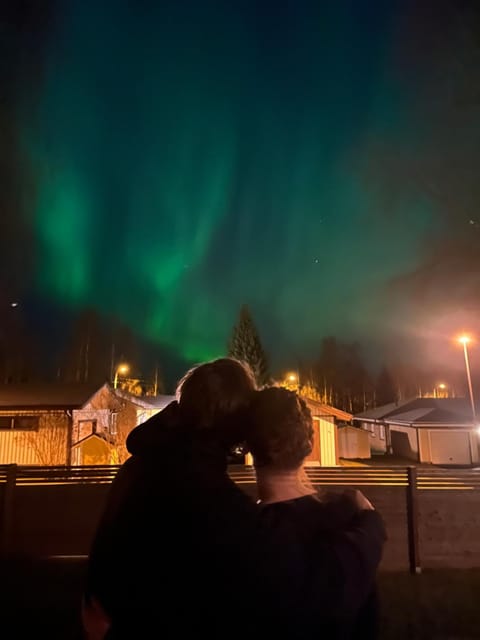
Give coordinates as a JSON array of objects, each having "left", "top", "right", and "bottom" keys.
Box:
[{"left": 1, "top": 464, "right": 480, "bottom": 572}]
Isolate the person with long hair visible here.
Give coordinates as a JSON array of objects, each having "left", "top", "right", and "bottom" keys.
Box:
[{"left": 246, "top": 387, "right": 385, "bottom": 639}]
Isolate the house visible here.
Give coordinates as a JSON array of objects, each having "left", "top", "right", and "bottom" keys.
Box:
[
  {"left": 71, "top": 385, "right": 173, "bottom": 465},
  {"left": 0, "top": 383, "right": 174, "bottom": 466},
  {"left": 355, "top": 398, "right": 479, "bottom": 466}
]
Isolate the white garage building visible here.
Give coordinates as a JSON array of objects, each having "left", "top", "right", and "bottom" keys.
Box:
[{"left": 355, "top": 398, "right": 479, "bottom": 466}]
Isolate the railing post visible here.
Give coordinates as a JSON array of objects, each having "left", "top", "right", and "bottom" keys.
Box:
[
  {"left": 406, "top": 466, "right": 421, "bottom": 574},
  {"left": 1, "top": 464, "right": 17, "bottom": 555}
]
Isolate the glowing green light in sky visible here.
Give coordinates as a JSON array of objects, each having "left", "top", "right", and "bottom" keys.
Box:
[{"left": 30, "top": 0, "right": 431, "bottom": 365}]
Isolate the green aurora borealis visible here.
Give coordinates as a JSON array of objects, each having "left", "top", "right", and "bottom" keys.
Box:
[{"left": 28, "top": 1, "right": 434, "bottom": 366}]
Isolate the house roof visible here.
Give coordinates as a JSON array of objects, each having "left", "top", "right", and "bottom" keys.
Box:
[
  {"left": 71, "top": 432, "right": 113, "bottom": 447},
  {"left": 130, "top": 394, "right": 175, "bottom": 409},
  {"left": 355, "top": 397, "right": 474, "bottom": 426},
  {"left": 112, "top": 388, "right": 174, "bottom": 410},
  {"left": 304, "top": 398, "right": 352, "bottom": 422},
  {"left": 0, "top": 383, "right": 105, "bottom": 410},
  {"left": 355, "top": 400, "right": 406, "bottom": 421}
]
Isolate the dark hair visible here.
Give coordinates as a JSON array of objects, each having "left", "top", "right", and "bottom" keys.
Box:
[
  {"left": 246, "top": 387, "right": 313, "bottom": 471},
  {"left": 176, "top": 358, "right": 256, "bottom": 432}
]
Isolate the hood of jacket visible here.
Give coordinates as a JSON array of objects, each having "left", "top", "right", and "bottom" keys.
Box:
[
  {"left": 126, "top": 401, "right": 182, "bottom": 456},
  {"left": 126, "top": 400, "right": 230, "bottom": 479}
]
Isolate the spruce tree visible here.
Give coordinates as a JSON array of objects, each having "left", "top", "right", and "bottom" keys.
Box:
[{"left": 228, "top": 305, "right": 269, "bottom": 386}]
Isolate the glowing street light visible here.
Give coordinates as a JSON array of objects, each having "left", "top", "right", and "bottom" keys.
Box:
[
  {"left": 287, "top": 372, "right": 298, "bottom": 383},
  {"left": 457, "top": 335, "right": 476, "bottom": 421},
  {"left": 434, "top": 382, "right": 447, "bottom": 398},
  {"left": 114, "top": 363, "right": 129, "bottom": 389}
]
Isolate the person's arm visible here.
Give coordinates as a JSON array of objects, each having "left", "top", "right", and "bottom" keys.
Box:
[
  {"left": 327, "top": 500, "right": 386, "bottom": 615},
  {"left": 85, "top": 457, "right": 144, "bottom": 614}
]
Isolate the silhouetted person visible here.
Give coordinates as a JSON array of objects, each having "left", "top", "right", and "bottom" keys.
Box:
[
  {"left": 247, "top": 387, "right": 385, "bottom": 639},
  {"left": 85, "top": 358, "right": 267, "bottom": 638}
]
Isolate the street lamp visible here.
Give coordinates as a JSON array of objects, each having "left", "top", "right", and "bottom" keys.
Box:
[
  {"left": 457, "top": 335, "right": 476, "bottom": 421},
  {"left": 434, "top": 382, "right": 447, "bottom": 398},
  {"left": 284, "top": 371, "right": 301, "bottom": 393},
  {"left": 114, "top": 363, "right": 129, "bottom": 389}
]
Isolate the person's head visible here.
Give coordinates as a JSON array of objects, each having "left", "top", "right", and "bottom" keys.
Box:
[
  {"left": 246, "top": 387, "right": 313, "bottom": 472},
  {"left": 176, "top": 358, "right": 256, "bottom": 437}
]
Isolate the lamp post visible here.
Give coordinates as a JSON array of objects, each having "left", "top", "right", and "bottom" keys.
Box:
[
  {"left": 285, "top": 372, "right": 300, "bottom": 391},
  {"left": 114, "top": 363, "right": 129, "bottom": 389},
  {"left": 434, "top": 383, "right": 447, "bottom": 398},
  {"left": 458, "top": 336, "right": 476, "bottom": 421}
]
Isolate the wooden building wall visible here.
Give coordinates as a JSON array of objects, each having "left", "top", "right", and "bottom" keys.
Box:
[{"left": 0, "top": 411, "right": 70, "bottom": 465}]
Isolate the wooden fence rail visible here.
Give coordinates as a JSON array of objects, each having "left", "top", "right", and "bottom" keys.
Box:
[{"left": 1, "top": 464, "right": 480, "bottom": 572}]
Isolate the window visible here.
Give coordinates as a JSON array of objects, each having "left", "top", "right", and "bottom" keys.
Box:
[
  {"left": 14, "top": 416, "right": 39, "bottom": 430},
  {"left": 79, "top": 419, "right": 97, "bottom": 439},
  {"left": 0, "top": 417, "right": 12, "bottom": 430},
  {"left": 0, "top": 415, "right": 39, "bottom": 430},
  {"left": 379, "top": 425, "right": 385, "bottom": 440}
]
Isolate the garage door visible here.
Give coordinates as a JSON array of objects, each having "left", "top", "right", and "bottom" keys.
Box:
[{"left": 429, "top": 430, "right": 471, "bottom": 465}]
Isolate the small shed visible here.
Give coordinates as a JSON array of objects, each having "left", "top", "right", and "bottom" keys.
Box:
[
  {"left": 338, "top": 425, "right": 371, "bottom": 459},
  {"left": 303, "top": 399, "right": 352, "bottom": 467}
]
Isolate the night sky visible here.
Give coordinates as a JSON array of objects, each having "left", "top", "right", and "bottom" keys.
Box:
[{"left": 2, "top": 1, "right": 480, "bottom": 375}]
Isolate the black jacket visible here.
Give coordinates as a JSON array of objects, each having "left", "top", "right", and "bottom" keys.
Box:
[
  {"left": 87, "top": 403, "right": 272, "bottom": 638},
  {"left": 87, "top": 403, "right": 386, "bottom": 639},
  {"left": 258, "top": 495, "right": 384, "bottom": 638}
]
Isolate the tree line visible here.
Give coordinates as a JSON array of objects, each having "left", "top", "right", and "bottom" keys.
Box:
[
  {"left": 0, "top": 298, "right": 164, "bottom": 394},
  {"left": 0, "top": 296, "right": 462, "bottom": 412},
  {"left": 228, "top": 305, "right": 457, "bottom": 414}
]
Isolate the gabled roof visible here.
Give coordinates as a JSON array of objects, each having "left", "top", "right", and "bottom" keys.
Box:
[
  {"left": 130, "top": 394, "right": 175, "bottom": 409},
  {"left": 355, "top": 397, "right": 474, "bottom": 426},
  {"left": 71, "top": 432, "right": 113, "bottom": 448},
  {"left": 0, "top": 383, "right": 106, "bottom": 410},
  {"left": 304, "top": 398, "right": 352, "bottom": 422},
  {"left": 355, "top": 400, "right": 407, "bottom": 421},
  {"left": 112, "top": 388, "right": 174, "bottom": 410}
]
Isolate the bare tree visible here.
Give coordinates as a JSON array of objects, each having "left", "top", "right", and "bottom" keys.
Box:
[{"left": 20, "top": 413, "right": 68, "bottom": 465}]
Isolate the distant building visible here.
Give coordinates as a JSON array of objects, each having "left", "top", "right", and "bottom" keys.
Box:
[
  {"left": 303, "top": 399, "right": 352, "bottom": 467},
  {"left": 355, "top": 398, "right": 479, "bottom": 466},
  {"left": 0, "top": 383, "right": 174, "bottom": 466}
]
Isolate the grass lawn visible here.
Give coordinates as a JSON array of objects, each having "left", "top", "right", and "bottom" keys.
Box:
[{"left": 1, "top": 558, "right": 480, "bottom": 639}]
